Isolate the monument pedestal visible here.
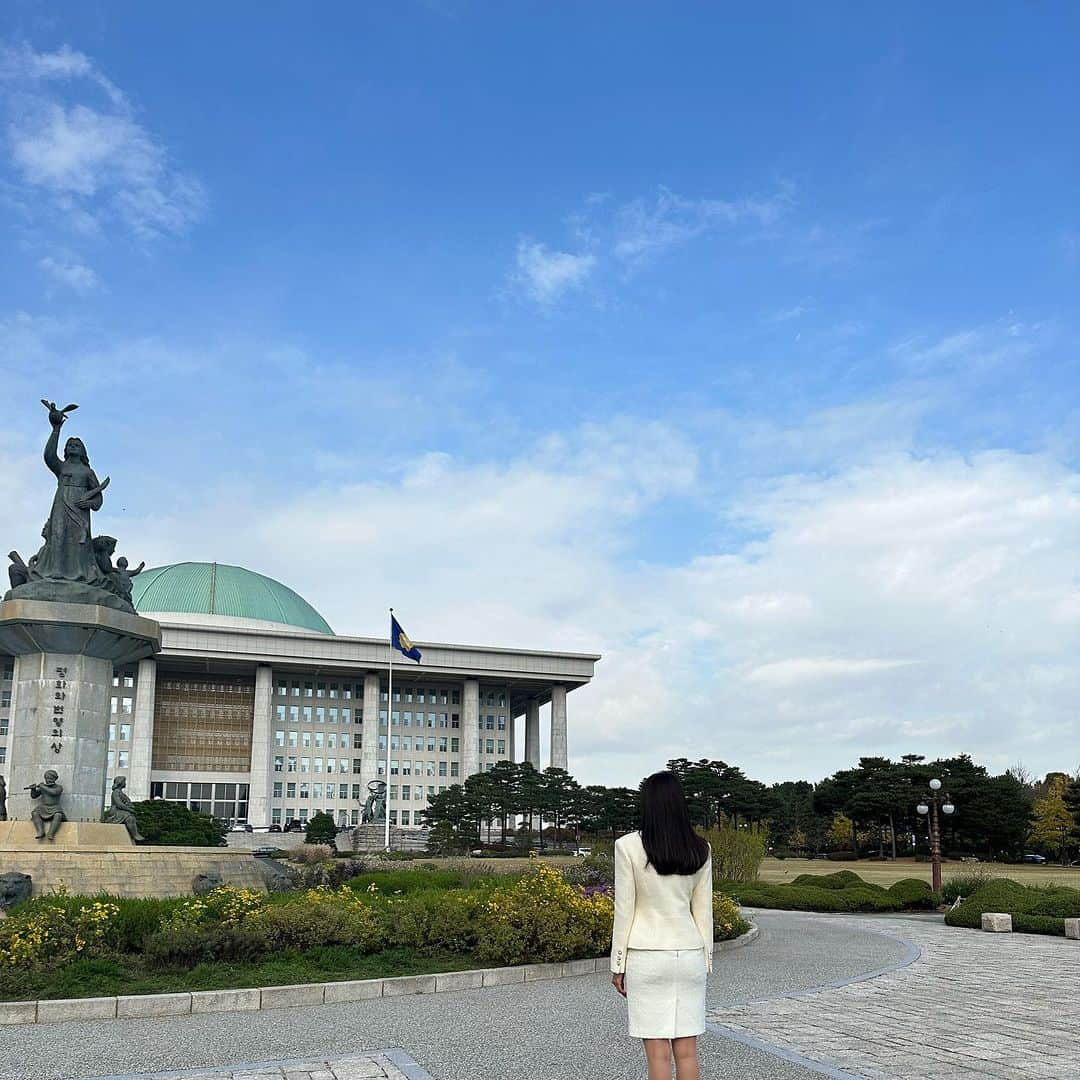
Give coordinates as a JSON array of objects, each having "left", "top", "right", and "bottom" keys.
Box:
[
  {"left": 0, "top": 822, "right": 269, "bottom": 897},
  {"left": 0, "top": 599, "right": 160, "bottom": 824}
]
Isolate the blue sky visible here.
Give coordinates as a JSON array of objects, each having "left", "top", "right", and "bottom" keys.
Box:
[{"left": 1, "top": 3, "right": 1078, "bottom": 786}]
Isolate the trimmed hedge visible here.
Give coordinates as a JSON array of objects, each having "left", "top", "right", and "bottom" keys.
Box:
[
  {"left": 945, "top": 879, "right": 1080, "bottom": 936},
  {"left": 724, "top": 872, "right": 940, "bottom": 914}
]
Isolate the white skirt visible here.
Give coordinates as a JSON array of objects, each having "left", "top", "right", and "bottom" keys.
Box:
[{"left": 625, "top": 947, "right": 707, "bottom": 1039}]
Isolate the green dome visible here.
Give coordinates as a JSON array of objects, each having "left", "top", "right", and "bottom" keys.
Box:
[{"left": 131, "top": 562, "right": 334, "bottom": 635}]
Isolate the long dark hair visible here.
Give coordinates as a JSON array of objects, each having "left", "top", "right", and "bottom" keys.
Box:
[{"left": 639, "top": 771, "right": 709, "bottom": 875}]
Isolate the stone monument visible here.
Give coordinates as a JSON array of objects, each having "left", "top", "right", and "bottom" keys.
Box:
[{"left": 0, "top": 400, "right": 161, "bottom": 826}]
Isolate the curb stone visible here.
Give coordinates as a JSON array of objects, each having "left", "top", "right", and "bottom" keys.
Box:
[{"left": 0, "top": 924, "right": 758, "bottom": 1025}]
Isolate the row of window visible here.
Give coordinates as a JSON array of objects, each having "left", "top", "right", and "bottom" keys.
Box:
[
  {"left": 272, "top": 757, "right": 355, "bottom": 774},
  {"left": 111, "top": 697, "right": 134, "bottom": 715},
  {"left": 273, "top": 782, "right": 444, "bottom": 805},
  {"left": 274, "top": 705, "right": 357, "bottom": 725},
  {"left": 275, "top": 681, "right": 360, "bottom": 699},
  {"left": 382, "top": 687, "right": 460, "bottom": 705},
  {"left": 274, "top": 730, "right": 359, "bottom": 749},
  {"left": 379, "top": 711, "right": 458, "bottom": 729},
  {"left": 112, "top": 672, "right": 135, "bottom": 688},
  {"left": 272, "top": 808, "right": 427, "bottom": 826},
  {"left": 109, "top": 724, "right": 132, "bottom": 743}
]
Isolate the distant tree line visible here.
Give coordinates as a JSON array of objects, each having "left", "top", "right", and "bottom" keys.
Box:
[{"left": 422, "top": 753, "right": 1080, "bottom": 863}]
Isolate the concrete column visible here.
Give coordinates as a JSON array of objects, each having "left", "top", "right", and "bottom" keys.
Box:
[
  {"left": 508, "top": 707, "right": 516, "bottom": 763},
  {"left": 127, "top": 658, "right": 157, "bottom": 801},
  {"left": 462, "top": 678, "right": 480, "bottom": 780},
  {"left": 246, "top": 665, "right": 273, "bottom": 828},
  {"left": 525, "top": 699, "right": 541, "bottom": 769},
  {"left": 359, "top": 673, "right": 381, "bottom": 790},
  {"left": 550, "top": 685, "right": 567, "bottom": 772},
  {"left": 8, "top": 651, "right": 113, "bottom": 824}
]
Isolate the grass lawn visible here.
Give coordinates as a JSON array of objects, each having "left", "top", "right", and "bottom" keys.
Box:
[{"left": 759, "top": 857, "right": 1080, "bottom": 888}]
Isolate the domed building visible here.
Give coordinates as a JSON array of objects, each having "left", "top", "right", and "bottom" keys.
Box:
[{"left": 3, "top": 561, "right": 597, "bottom": 830}]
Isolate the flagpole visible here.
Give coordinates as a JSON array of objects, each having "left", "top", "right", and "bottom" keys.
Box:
[{"left": 386, "top": 607, "right": 394, "bottom": 853}]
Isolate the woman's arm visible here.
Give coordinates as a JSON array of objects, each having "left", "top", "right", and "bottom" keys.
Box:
[
  {"left": 610, "top": 838, "right": 636, "bottom": 974},
  {"left": 690, "top": 846, "right": 714, "bottom": 974},
  {"left": 43, "top": 424, "right": 62, "bottom": 476}
]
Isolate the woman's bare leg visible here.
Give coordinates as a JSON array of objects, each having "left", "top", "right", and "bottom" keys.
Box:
[
  {"left": 642, "top": 1038, "right": 673, "bottom": 1079},
  {"left": 672, "top": 1036, "right": 700, "bottom": 1080}
]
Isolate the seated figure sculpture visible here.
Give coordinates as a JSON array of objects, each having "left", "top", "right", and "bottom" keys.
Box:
[
  {"left": 29, "top": 770, "right": 65, "bottom": 841},
  {"left": 104, "top": 776, "right": 144, "bottom": 842}
]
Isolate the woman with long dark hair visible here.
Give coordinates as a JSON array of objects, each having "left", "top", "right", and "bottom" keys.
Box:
[{"left": 611, "top": 770, "right": 713, "bottom": 1080}]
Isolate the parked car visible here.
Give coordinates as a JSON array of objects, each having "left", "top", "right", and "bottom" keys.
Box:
[
  {"left": 251, "top": 846, "right": 276, "bottom": 858},
  {"left": 573, "top": 847, "right": 592, "bottom": 857},
  {"left": 268, "top": 824, "right": 282, "bottom": 833},
  {"left": 1022, "top": 853, "right": 1047, "bottom": 864}
]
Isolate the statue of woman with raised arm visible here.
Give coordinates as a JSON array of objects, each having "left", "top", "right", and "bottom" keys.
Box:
[{"left": 29, "top": 401, "right": 110, "bottom": 588}]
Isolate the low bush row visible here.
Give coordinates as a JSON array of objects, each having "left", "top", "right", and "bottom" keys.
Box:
[
  {"left": 722, "top": 870, "right": 938, "bottom": 913},
  {"left": 945, "top": 878, "right": 1080, "bottom": 936}
]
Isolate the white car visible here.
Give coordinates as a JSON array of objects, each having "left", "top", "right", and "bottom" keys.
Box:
[{"left": 573, "top": 847, "right": 592, "bottom": 857}]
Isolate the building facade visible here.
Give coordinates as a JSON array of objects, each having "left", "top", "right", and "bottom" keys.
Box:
[{"left": 0, "top": 562, "right": 599, "bottom": 829}]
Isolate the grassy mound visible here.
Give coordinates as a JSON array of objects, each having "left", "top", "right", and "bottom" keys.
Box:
[{"left": 945, "top": 879, "right": 1080, "bottom": 936}]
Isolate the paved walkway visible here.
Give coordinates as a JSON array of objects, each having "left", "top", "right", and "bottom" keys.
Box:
[
  {"left": 5, "top": 911, "right": 1077, "bottom": 1079},
  {"left": 711, "top": 911, "right": 1080, "bottom": 1079},
  {"left": 97, "top": 1051, "right": 430, "bottom": 1080}
]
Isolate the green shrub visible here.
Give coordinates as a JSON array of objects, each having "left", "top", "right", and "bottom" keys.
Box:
[
  {"left": 887, "top": 879, "right": 938, "bottom": 910},
  {"left": 941, "top": 868, "right": 997, "bottom": 904},
  {"left": 143, "top": 924, "right": 264, "bottom": 967},
  {"left": 791, "top": 871, "right": 873, "bottom": 891},
  {"left": 132, "top": 800, "right": 226, "bottom": 847},
  {"left": 701, "top": 822, "right": 767, "bottom": 883},
  {"left": 1013, "top": 913, "right": 1067, "bottom": 936},
  {"left": 945, "top": 879, "right": 1034, "bottom": 930},
  {"left": 386, "top": 890, "right": 480, "bottom": 955},
  {"left": 1025, "top": 886, "right": 1080, "bottom": 918},
  {"left": 473, "top": 862, "right": 613, "bottom": 966},
  {"left": 723, "top": 872, "right": 936, "bottom": 914},
  {"left": 561, "top": 852, "right": 614, "bottom": 889},
  {"left": 305, "top": 812, "right": 338, "bottom": 846},
  {"left": 712, "top": 893, "right": 750, "bottom": 940}
]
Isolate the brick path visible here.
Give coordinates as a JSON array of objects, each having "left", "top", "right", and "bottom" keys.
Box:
[
  {"left": 709, "top": 913, "right": 1080, "bottom": 1079},
  {"left": 92, "top": 1050, "right": 430, "bottom": 1080}
]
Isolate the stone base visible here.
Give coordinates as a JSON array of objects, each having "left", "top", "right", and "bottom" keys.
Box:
[
  {"left": 1065, "top": 918, "right": 1080, "bottom": 941},
  {"left": 4, "top": 579, "right": 133, "bottom": 615},
  {"left": 981, "top": 912, "right": 1013, "bottom": 933},
  {"left": 0, "top": 821, "right": 133, "bottom": 850},
  {"left": 0, "top": 843, "right": 268, "bottom": 898}
]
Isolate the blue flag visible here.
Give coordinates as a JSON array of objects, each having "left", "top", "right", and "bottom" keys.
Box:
[{"left": 391, "top": 614, "right": 422, "bottom": 663}]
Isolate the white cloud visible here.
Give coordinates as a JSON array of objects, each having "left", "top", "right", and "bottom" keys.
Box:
[
  {"left": 514, "top": 239, "right": 596, "bottom": 303},
  {"left": 1, "top": 43, "right": 205, "bottom": 239},
  {"left": 3, "top": 324, "right": 1076, "bottom": 789},
  {"left": 38, "top": 255, "right": 98, "bottom": 293},
  {"left": 613, "top": 185, "right": 792, "bottom": 263}
]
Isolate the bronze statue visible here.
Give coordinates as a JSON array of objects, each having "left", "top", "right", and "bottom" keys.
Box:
[
  {"left": 29, "top": 770, "right": 65, "bottom": 841},
  {"left": 360, "top": 779, "right": 387, "bottom": 824},
  {"left": 104, "top": 776, "right": 144, "bottom": 842},
  {"left": 3, "top": 401, "right": 145, "bottom": 613},
  {"left": 33, "top": 402, "right": 109, "bottom": 587},
  {"left": 0, "top": 774, "right": 7, "bottom": 822}
]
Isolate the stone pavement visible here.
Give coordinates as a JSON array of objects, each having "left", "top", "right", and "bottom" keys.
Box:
[
  {"left": 710, "top": 912, "right": 1080, "bottom": 1079},
  {"left": 94, "top": 1050, "right": 430, "bottom": 1080}
]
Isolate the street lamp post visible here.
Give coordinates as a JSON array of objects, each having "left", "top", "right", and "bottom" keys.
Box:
[{"left": 916, "top": 778, "right": 955, "bottom": 894}]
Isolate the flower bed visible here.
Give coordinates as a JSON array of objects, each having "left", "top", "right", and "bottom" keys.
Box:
[{"left": 0, "top": 863, "right": 751, "bottom": 1001}]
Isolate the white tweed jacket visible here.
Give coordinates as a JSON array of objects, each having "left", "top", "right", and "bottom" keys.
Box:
[{"left": 610, "top": 831, "right": 714, "bottom": 974}]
